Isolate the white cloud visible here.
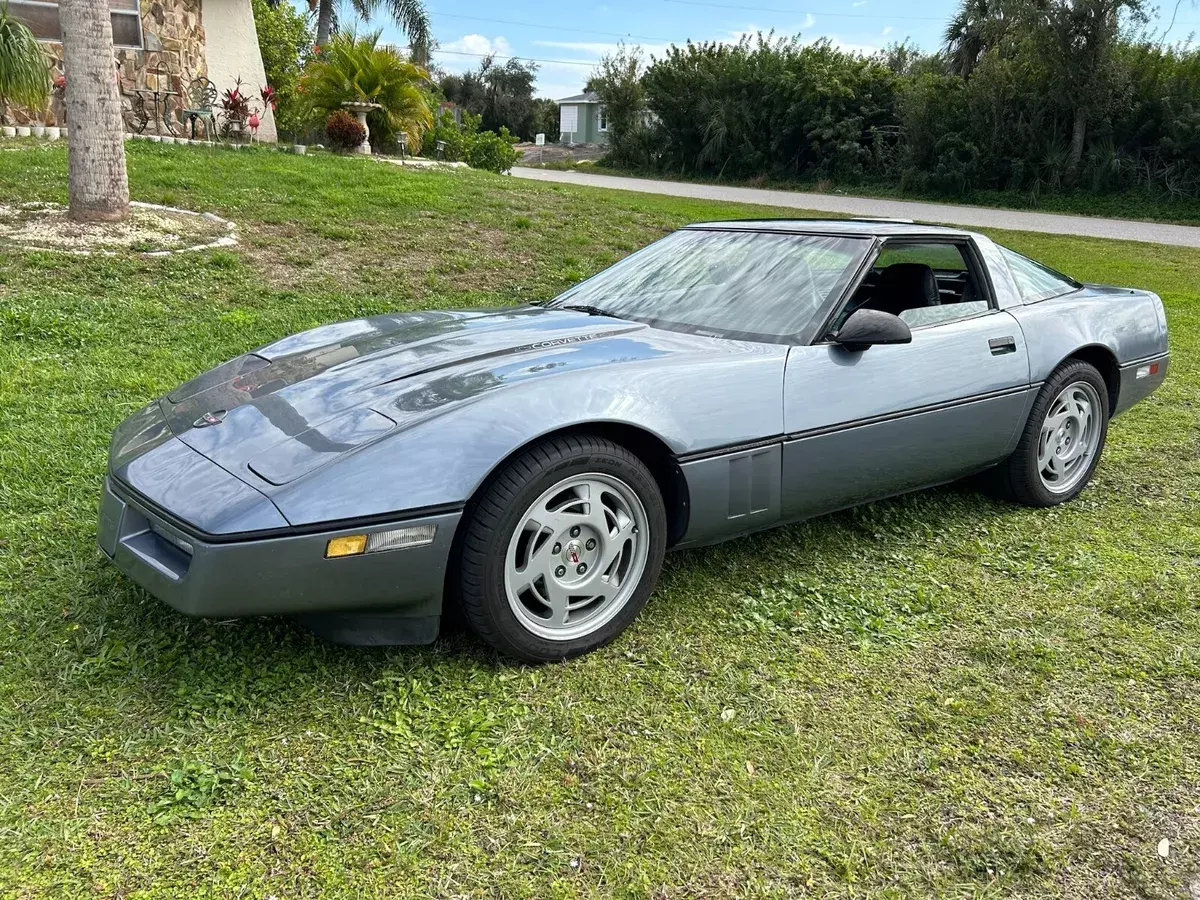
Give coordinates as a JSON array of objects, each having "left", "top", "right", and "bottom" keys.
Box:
[
  {"left": 433, "top": 34, "right": 513, "bottom": 72},
  {"left": 852, "top": 0, "right": 867, "bottom": 6},
  {"left": 802, "top": 13, "right": 816, "bottom": 28},
  {"left": 881, "top": 25, "right": 893, "bottom": 36}
]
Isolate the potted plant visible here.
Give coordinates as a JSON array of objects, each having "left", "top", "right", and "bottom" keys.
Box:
[{"left": 220, "top": 79, "right": 251, "bottom": 140}]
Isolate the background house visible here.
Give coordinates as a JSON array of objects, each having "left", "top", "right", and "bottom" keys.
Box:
[
  {"left": 2, "top": 0, "right": 276, "bottom": 141},
  {"left": 556, "top": 91, "right": 607, "bottom": 145}
]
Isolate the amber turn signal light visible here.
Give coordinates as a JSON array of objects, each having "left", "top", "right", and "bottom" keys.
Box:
[{"left": 325, "top": 534, "right": 368, "bottom": 558}]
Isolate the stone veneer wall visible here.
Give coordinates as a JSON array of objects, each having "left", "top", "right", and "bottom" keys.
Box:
[{"left": 1, "top": 0, "right": 207, "bottom": 133}]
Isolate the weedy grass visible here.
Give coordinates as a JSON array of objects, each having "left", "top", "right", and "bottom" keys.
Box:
[{"left": 0, "top": 143, "right": 1197, "bottom": 898}]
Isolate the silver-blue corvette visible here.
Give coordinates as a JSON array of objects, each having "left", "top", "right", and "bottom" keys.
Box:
[{"left": 99, "top": 220, "right": 1169, "bottom": 660}]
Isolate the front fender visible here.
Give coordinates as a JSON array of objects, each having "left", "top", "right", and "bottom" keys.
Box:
[{"left": 268, "top": 351, "right": 786, "bottom": 527}]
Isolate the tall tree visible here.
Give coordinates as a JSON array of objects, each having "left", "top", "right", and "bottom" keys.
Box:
[
  {"left": 1027, "top": 0, "right": 1145, "bottom": 180},
  {"left": 440, "top": 55, "right": 539, "bottom": 139},
  {"left": 592, "top": 45, "right": 649, "bottom": 166},
  {"left": 943, "top": 0, "right": 1011, "bottom": 77},
  {"left": 312, "top": 0, "right": 431, "bottom": 65},
  {"left": 59, "top": 0, "right": 129, "bottom": 222}
]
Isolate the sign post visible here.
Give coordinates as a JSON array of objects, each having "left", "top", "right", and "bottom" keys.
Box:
[{"left": 535, "top": 132, "right": 545, "bottom": 164}]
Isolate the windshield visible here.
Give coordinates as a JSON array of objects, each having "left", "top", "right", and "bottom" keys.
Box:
[{"left": 548, "top": 229, "right": 871, "bottom": 342}]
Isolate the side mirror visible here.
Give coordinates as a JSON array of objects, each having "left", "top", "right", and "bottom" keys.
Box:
[{"left": 832, "top": 308, "right": 912, "bottom": 352}]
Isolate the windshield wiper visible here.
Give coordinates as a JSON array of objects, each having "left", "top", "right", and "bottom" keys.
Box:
[{"left": 556, "top": 303, "right": 617, "bottom": 317}]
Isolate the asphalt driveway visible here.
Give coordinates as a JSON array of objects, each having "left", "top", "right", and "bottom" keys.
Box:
[{"left": 512, "top": 167, "right": 1200, "bottom": 247}]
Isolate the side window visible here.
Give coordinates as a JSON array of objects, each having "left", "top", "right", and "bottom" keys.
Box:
[
  {"left": 999, "top": 246, "right": 1080, "bottom": 303},
  {"left": 835, "top": 240, "right": 990, "bottom": 330}
]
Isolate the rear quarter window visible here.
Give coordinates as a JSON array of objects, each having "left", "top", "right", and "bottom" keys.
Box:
[{"left": 1000, "top": 246, "right": 1080, "bottom": 303}]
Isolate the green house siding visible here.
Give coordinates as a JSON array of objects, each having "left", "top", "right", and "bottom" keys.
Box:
[{"left": 558, "top": 103, "right": 608, "bottom": 144}]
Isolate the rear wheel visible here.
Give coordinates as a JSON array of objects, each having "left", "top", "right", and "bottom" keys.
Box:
[
  {"left": 993, "top": 359, "right": 1109, "bottom": 507},
  {"left": 457, "top": 435, "right": 667, "bottom": 662}
]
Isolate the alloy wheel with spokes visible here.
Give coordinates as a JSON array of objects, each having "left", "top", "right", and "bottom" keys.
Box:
[
  {"left": 991, "top": 359, "right": 1109, "bottom": 508},
  {"left": 504, "top": 473, "right": 649, "bottom": 641},
  {"left": 457, "top": 434, "right": 667, "bottom": 661},
  {"left": 1037, "top": 381, "right": 1102, "bottom": 494}
]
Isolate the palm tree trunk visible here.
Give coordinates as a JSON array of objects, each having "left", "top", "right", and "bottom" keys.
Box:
[
  {"left": 1066, "top": 105, "right": 1087, "bottom": 184},
  {"left": 316, "top": 0, "right": 334, "bottom": 45},
  {"left": 59, "top": 0, "right": 129, "bottom": 222}
]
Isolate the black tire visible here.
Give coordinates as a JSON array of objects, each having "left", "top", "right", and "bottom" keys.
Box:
[
  {"left": 457, "top": 434, "right": 667, "bottom": 662},
  {"left": 992, "top": 359, "right": 1110, "bottom": 507}
]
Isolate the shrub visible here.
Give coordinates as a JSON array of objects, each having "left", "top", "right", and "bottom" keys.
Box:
[
  {"left": 325, "top": 110, "right": 365, "bottom": 152},
  {"left": 422, "top": 110, "right": 517, "bottom": 172},
  {"left": 424, "top": 109, "right": 471, "bottom": 161},
  {"left": 468, "top": 127, "right": 518, "bottom": 173}
]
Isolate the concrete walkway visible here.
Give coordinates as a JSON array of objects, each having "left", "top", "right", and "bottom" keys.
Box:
[{"left": 511, "top": 167, "right": 1200, "bottom": 248}]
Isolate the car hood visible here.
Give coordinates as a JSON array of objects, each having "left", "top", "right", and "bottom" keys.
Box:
[{"left": 154, "top": 306, "right": 694, "bottom": 488}]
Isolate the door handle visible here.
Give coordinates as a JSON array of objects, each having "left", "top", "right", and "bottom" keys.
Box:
[{"left": 988, "top": 336, "right": 1017, "bottom": 355}]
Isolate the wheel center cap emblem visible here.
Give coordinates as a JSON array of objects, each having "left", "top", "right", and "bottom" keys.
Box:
[{"left": 564, "top": 540, "right": 582, "bottom": 564}]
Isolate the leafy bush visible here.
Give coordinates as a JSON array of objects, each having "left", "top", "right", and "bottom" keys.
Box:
[
  {"left": 468, "top": 127, "right": 518, "bottom": 173},
  {"left": 324, "top": 109, "right": 365, "bottom": 152},
  {"left": 300, "top": 30, "right": 432, "bottom": 154},
  {"left": 422, "top": 110, "right": 516, "bottom": 172}
]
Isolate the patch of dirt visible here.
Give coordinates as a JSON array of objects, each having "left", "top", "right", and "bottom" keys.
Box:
[
  {"left": 0, "top": 201, "right": 235, "bottom": 255},
  {"left": 244, "top": 219, "right": 536, "bottom": 296},
  {"left": 515, "top": 142, "right": 607, "bottom": 164}
]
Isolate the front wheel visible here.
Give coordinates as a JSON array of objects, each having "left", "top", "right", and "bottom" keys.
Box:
[
  {"left": 457, "top": 435, "right": 667, "bottom": 662},
  {"left": 993, "top": 359, "right": 1110, "bottom": 507}
]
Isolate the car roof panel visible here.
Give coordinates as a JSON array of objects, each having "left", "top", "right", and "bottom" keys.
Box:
[{"left": 684, "top": 218, "right": 978, "bottom": 239}]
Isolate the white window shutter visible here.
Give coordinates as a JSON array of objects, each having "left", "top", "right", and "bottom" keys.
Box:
[{"left": 559, "top": 106, "right": 578, "bottom": 134}]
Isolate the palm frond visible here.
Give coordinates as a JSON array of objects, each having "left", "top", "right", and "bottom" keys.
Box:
[
  {"left": 347, "top": 0, "right": 432, "bottom": 65},
  {"left": 0, "top": 2, "right": 50, "bottom": 109}
]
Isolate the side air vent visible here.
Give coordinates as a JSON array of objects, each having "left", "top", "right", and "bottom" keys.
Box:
[
  {"left": 727, "top": 449, "right": 774, "bottom": 519},
  {"left": 675, "top": 443, "right": 782, "bottom": 546}
]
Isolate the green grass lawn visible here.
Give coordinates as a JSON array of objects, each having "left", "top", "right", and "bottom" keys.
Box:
[{"left": 0, "top": 143, "right": 1197, "bottom": 898}]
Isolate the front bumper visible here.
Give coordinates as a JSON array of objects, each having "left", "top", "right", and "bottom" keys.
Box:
[{"left": 98, "top": 477, "right": 461, "bottom": 626}]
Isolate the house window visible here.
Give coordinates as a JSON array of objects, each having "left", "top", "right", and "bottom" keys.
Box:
[
  {"left": 597, "top": 106, "right": 607, "bottom": 131},
  {"left": 9, "top": 0, "right": 143, "bottom": 50}
]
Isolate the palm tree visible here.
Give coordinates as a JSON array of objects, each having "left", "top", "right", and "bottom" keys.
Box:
[
  {"left": 943, "top": 0, "right": 1009, "bottom": 78},
  {"left": 312, "top": 0, "right": 432, "bottom": 65},
  {"left": 0, "top": 3, "right": 49, "bottom": 113},
  {"left": 301, "top": 30, "right": 433, "bottom": 152},
  {"left": 59, "top": 0, "right": 129, "bottom": 222}
]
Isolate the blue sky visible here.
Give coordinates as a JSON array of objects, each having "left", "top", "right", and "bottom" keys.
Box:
[{"left": 347, "top": 0, "right": 1200, "bottom": 100}]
